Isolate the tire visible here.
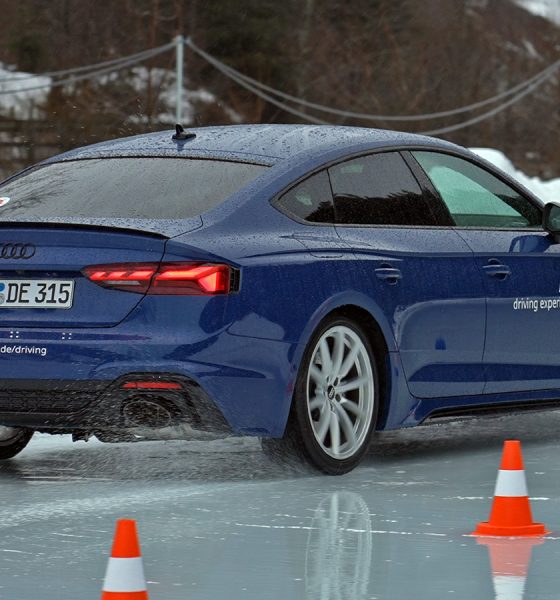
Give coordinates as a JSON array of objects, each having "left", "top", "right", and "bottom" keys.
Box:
[
  {"left": 263, "top": 316, "right": 380, "bottom": 475},
  {"left": 0, "top": 427, "right": 34, "bottom": 460}
]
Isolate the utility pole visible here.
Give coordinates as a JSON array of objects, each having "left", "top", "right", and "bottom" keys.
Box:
[{"left": 175, "top": 34, "right": 185, "bottom": 124}]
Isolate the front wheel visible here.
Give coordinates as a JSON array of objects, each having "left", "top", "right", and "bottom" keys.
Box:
[
  {"left": 265, "top": 317, "right": 379, "bottom": 475},
  {"left": 0, "top": 427, "right": 34, "bottom": 459}
]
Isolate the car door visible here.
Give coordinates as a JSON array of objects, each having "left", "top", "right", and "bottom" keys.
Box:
[
  {"left": 329, "top": 151, "right": 486, "bottom": 398},
  {"left": 412, "top": 150, "right": 560, "bottom": 394}
]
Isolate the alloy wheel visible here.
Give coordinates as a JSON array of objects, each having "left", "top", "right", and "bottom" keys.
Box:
[{"left": 306, "top": 325, "right": 375, "bottom": 460}]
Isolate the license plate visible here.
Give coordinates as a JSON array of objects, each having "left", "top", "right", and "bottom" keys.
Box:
[{"left": 0, "top": 280, "right": 74, "bottom": 309}]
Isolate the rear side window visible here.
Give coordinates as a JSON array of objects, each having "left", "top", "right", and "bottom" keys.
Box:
[
  {"left": 0, "top": 158, "right": 267, "bottom": 220},
  {"left": 328, "top": 152, "right": 438, "bottom": 226},
  {"left": 276, "top": 170, "right": 334, "bottom": 223},
  {"left": 412, "top": 151, "right": 541, "bottom": 228}
]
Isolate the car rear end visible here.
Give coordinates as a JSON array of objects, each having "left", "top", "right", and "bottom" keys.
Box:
[{"left": 0, "top": 154, "right": 267, "bottom": 440}]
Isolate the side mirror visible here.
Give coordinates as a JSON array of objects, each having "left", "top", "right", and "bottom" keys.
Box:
[{"left": 543, "top": 202, "right": 560, "bottom": 240}]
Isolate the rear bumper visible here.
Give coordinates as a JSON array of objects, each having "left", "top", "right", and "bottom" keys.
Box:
[
  {"left": 0, "top": 375, "right": 232, "bottom": 434},
  {"left": 0, "top": 302, "right": 297, "bottom": 437}
]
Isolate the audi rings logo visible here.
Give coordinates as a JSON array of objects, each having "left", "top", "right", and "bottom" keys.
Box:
[{"left": 0, "top": 243, "right": 36, "bottom": 260}]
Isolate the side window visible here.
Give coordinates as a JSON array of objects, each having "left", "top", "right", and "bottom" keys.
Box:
[
  {"left": 276, "top": 170, "right": 334, "bottom": 223},
  {"left": 328, "top": 152, "right": 439, "bottom": 226},
  {"left": 412, "top": 151, "right": 542, "bottom": 228}
]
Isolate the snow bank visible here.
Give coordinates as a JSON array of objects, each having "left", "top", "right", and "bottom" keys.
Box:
[{"left": 470, "top": 147, "right": 560, "bottom": 203}]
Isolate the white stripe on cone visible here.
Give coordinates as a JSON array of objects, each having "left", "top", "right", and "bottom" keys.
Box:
[
  {"left": 493, "top": 575, "right": 526, "bottom": 600},
  {"left": 493, "top": 470, "right": 528, "bottom": 497},
  {"left": 103, "top": 557, "right": 147, "bottom": 593}
]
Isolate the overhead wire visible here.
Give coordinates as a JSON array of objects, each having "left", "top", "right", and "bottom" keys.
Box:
[
  {"left": 0, "top": 35, "right": 556, "bottom": 135},
  {"left": 186, "top": 37, "right": 560, "bottom": 123},
  {"left": 0, "top": 42, "right": 175, "bottom": 83},
  {"left": 186, "top": 39, "right": 329, "bottom": 125},
  {"left": 419, "top": 70, "right": 553, "bottom": 135},
  {"left": 0, "top": 43, "right": 174, "bottom": 95}
]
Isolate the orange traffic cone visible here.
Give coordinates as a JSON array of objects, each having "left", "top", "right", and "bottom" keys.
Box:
[
  {"left": 101, "top": 519, "right": 149, "bottom": 599},
  {"left": 473, "top": 440, "right": 548, "bottom": 537},
  {"left": 478, "top": 537, "right": 542, "bottom": 600}
]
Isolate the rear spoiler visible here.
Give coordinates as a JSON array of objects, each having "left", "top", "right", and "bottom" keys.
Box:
[{"left": 0, "top": 216, "right": 203, "bottom": 239}]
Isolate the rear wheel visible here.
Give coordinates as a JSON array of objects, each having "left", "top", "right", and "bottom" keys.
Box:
[
  {"left": 0, "top": 427, "right": 33, "bottom": 459},
  {"left": 263, "top": 316, "right": 379, "bottom": 474}
]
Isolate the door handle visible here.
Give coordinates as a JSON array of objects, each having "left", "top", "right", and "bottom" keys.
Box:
[
  {"left": 483, "top": 260, "right": 511, "bottom": 280},
  {"left": 375, "top": 266, "right": 402, "bottom": 283}
]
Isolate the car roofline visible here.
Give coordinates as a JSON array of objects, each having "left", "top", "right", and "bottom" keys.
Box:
[{"left": 36, "top": 125, "right": 462, "bottom": 168}]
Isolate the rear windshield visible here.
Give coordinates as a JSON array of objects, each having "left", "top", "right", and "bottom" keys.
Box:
[{"left": 0, "top": 158, "right": 267, "bottom": 219}]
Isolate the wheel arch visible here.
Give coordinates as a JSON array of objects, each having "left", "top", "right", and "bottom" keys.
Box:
[
  {"left": 295, "top": 293, "right": 396, "bottom": 357},
  {"left": 279, "top": 294, "right": 396, "bottom": 436}
]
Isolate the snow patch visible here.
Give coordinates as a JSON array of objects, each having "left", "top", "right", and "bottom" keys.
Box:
[
  {"left": 522, "top": 39, "right": 541, "bottom": 60},
  {"left": 470, "top": 147, "right": 560, "bottom": 203},
  {"left": 0, "top": 64, "right": 50, "bottom": 119},
  {"left": 119, "top": 66, "right": 210, "bottom": 125},
  {"left": 514, "top": 0, "right": 560, "bottom": 25},
  {"left": 0, "top": 63, "right": 242, "bottom": 125}
]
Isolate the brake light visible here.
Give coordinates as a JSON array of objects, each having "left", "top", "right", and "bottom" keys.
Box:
[{"left": 82, "top": 262, "right": 235, "bottom": 295}]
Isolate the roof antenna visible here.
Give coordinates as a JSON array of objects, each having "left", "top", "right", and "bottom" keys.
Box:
[{"left": 172, "top": 123, "right": 196, "bottom": 141}]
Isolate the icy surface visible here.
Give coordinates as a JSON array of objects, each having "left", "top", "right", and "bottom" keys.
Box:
[{"left": 1, "top": 413, "right": 560, "bottom": 599}]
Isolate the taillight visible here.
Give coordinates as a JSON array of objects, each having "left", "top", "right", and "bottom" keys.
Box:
[{"left": 82, "top": 262, "right": 235, "bottom": 295}]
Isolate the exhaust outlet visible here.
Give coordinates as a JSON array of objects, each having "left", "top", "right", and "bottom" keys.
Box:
[{"left": 122, "top": 397, "right": 174, "bottom": 428}]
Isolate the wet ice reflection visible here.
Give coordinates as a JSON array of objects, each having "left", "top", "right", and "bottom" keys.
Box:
[
  {"left": 305, "top": 491, "right": 372, "bottom": 600},
  {"left": 477, "top": 537, "right": 543, "bottom": 600}
]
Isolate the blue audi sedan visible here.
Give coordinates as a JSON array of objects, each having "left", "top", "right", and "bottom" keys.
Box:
[{"left": 0, "top": 124, "right": 558, "bottom": 474}]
